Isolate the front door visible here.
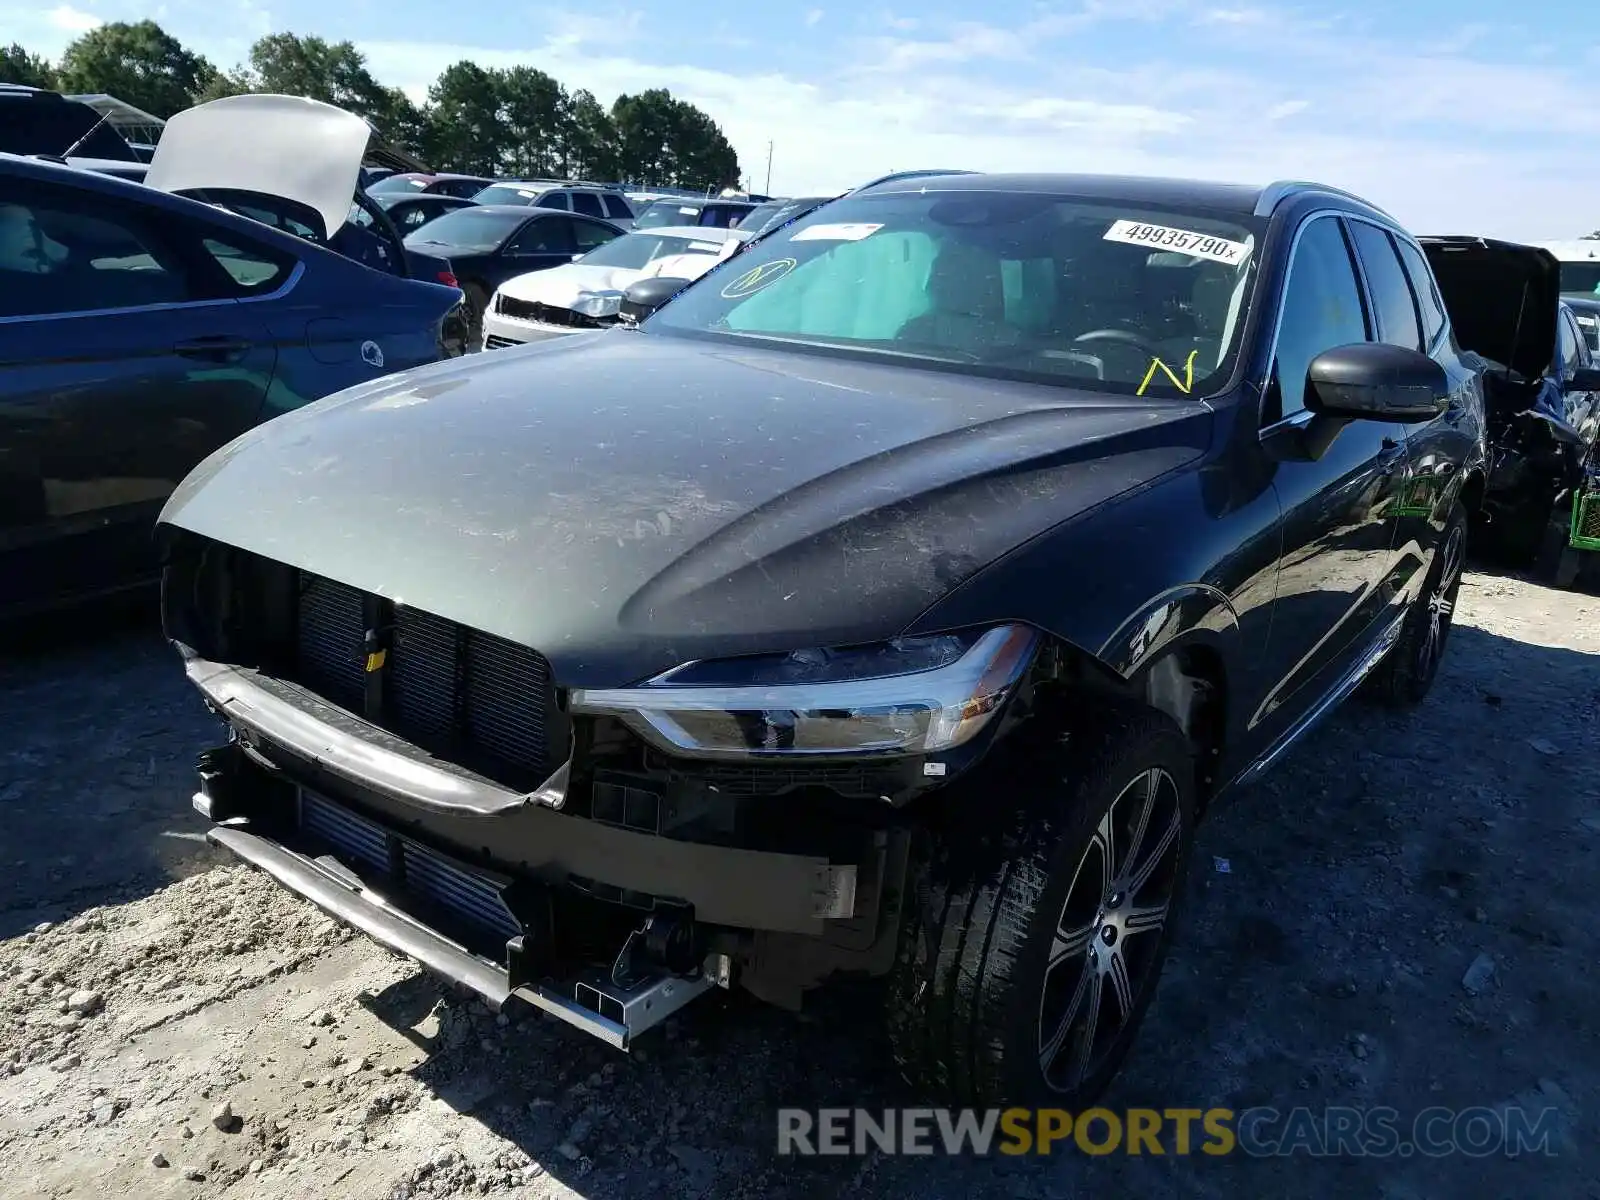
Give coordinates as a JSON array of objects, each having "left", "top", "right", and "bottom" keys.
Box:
[{"left": 1246, "top": 212, "right": 1413, "bottom": 741}]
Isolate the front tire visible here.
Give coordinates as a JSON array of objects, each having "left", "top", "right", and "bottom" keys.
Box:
[
  {"left": 887, "top": 707, "right": 1197, "bottom": 1107},
  {"left": 1365, "top": 500, "right": 1467, "bottom": 707}
]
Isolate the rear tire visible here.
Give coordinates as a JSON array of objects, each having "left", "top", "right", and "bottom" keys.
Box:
[
  {"left": 886, "top": 706, "right": 1197, "bottom": 1107},
  {"left": 1364, "top": 500, "right": 1466, "bottom": 707}
]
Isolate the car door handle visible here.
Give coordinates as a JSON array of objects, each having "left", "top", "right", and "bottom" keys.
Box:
[{"left": 174, "top": 336, "right": 252, "bottom": 364}]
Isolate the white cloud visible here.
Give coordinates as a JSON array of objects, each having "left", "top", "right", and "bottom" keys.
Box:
[
  {"left": 8, "top": 0, "right": 1593, "bottom": 240},
  {"left": 47, "top": 4, "right": 103, "bottom": 33},
  {"left": 804, "top": 8, "right": 823, "bottom": 26}
]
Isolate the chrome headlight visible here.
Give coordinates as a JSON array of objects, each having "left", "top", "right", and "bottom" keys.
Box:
[
  {"left": 569, "top": 625, "right": 1039, "bottom": 759},
  {"left": 569, "top": 290, "right": 624, "bottom": 319}
]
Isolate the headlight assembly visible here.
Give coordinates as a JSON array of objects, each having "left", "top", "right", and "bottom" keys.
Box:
[
  {"left": 568, "top": 624, "right": 1039, "bottom": 759},
  {"left": 569, "top": 291, "right": 625, "bottom": 320}
]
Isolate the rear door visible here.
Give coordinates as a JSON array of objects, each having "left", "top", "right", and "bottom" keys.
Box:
[
  {"left": 1346, "top": 220, "right": 1481, "bottom": 568},
  {"left": 0, "top": 179, "right": 279, "bottom": 612}
]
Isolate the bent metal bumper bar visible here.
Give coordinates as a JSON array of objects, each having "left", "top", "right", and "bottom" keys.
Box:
[
  {"left": 203, "top": 817, "right": 720, "bottom": 1049},
  {"left": 183, "top": 653, "right": 858, "bottom": 935}
]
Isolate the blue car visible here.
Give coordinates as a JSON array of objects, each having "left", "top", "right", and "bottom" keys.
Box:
[{"left": 0, "top": 101, "right": 466, "bottom": 618}]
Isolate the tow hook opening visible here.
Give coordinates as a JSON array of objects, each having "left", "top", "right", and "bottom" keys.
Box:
[{"left": 508, "top": 903, "right": 731, "bottom": 1050}]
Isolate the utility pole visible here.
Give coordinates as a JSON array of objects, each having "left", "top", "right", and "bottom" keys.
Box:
[{"left": 765, "top": 141, "right": 773, "bottom": 194}]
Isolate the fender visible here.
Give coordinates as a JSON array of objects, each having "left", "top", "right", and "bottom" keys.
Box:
[{"left": 1095, "top": 583, "right": 1241, "bottom": 679}]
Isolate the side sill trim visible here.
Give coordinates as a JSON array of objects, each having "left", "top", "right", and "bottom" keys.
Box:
[{"left": 1232, "top": 610, "right": 1406, "bottom": 788}]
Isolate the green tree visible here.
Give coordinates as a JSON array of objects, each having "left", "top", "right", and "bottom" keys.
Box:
[
  {"left": 498, "top": 66, "right": 565, "bottom": 177},
  {"left": 193, "top": 66, "right": 253, "bottom": 103},
  {"left": 610, "top": 88, "right": 738, "bottom": 190},
  {"left": 1, "top": 43, "right": 56, "bottom": 90},
  {"left": 55, "top": 21, "right": 214, "bottom": 119},
  {"left": 422, "top": 61, "right": 503, "bottom": 175},
  {"left": 557, "top": 88, "right": 616, "bottom": 180},
  {"left": 244, "top": 33, "right": 418, "bottom": 147}
]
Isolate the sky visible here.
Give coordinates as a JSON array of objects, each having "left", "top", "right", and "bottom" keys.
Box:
[{"left": 4, "top": 0, "right": 1594, "bottom": 240}]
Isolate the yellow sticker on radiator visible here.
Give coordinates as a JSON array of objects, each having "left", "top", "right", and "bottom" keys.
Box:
[{"left": 365, "top": 648, "right": 387, "bottom": 673}]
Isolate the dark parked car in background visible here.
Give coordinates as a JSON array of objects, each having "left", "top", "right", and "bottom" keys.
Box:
[
  {"left": 404, "top": 205, "right": 625, "bottom": 342},
  {"left": 632, "top": 197, "right": 757, "bottom": 229},
  {"left": 0, "top": 124, "right": 464, "bottom": 618},
  {"left": 1421, "top": 236, "right": 1600, "bottom": 580},
  {"left": 371, "top": 191, "right": 478, "bottom": 236},
  {"left": 160, "top": 172, "right": 1484, "bottom": 1108},
  {"left": 369, "top": 172, "right": 496, "bottom": 200},
  {"left": 734, "top": 194, "right": 837, "bottom": 239},
  {"left": 0, "top": 84, "right": 142, "bottom": 162},
  {"left": 471, "top": 181, "right": 637, "bottom": 226}
]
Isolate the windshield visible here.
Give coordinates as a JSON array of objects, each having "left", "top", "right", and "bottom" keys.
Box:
[
  {"left": 648, "top": 190, "right": 1262, "bottom": 397},
  {"left": 473, "top": 183, "right": 544, "bottom": 205},
  {"left": 1558, "top": 261, "right": 1600, "bottom": 295},
  {"left": 369, "top": 175, "right": 427, "bottom": 194},
  {"left": 576, "top": 231, "right": 725, "bottom": 270},
  {"left": 635, "top": 201, "right": 706, "bottom": 229},
  {"left": 404, "top": 206, "right": 528, "bottom": 252}
]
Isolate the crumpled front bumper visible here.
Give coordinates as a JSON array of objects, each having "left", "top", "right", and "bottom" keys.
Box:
[{"left": 183, "top": 652, "right": 875, "bottom": 1047}]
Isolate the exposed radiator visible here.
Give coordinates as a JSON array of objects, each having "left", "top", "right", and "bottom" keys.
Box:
[{"left": 290, "top": 571, "right": 553, "bottom": 787}]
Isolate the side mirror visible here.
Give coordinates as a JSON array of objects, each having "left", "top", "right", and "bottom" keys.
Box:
[
  {"left": 619, "top": 276, "right": 692, "bottom": 324},
  {"left": 1305, "top": 343, "right": 1449, "bottom": 422},
  {"left": 1569, "top": 366, "right": 1600, "bottom": 390}
]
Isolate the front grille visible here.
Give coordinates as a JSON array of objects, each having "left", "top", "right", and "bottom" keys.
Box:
[
  {"left": 298, "top": 791, "right": 520, "bottom": 944},
  {"left": 483, "top": 334, "right": 521, "bottom": 349},
  {"left": 494, "top": 294, "right": 604, "bottom": 328},
  {"left": 289, "top": 570, "right": 554, "bottom": 788}
]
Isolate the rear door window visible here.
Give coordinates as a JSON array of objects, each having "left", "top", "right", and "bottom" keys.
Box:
[
  {"left": 1395, "top": 238, "right": 1448, "bottom": 347},
  {"left": 570, "top": 192, "right": 606, "bottom": 219},
  {"left": 1347, "top": 220, "right": 1422, "bottom": 351},
  {"left": 603, "top": 194, "right": 633, "bottom": 221}
]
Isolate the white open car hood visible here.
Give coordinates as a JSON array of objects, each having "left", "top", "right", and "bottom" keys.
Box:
[{"left": 145, "top": 94, "right": 371, "bottom": 239}]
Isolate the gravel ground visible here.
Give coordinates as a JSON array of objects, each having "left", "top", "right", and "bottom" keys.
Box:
[{"left": 1, "top": 572, "right": 1597, "bottom": 1199}]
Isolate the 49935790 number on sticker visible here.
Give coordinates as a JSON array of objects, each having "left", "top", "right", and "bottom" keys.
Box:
[{"left": 1102, "top": 218, "right": 1251, "bottom": 265}]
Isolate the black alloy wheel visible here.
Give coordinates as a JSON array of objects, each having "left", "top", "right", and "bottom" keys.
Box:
[{"left": 887, "top": 705, "right": 1198, "bottom": 1107}]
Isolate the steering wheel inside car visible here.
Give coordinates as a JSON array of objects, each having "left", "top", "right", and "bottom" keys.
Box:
[{"left": 1072, "top": 328, "right": 1161, "bottom": 357}]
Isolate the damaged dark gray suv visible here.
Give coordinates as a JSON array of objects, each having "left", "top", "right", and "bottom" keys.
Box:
[{"left": 158, "top": 173, "right": 1486, "bottom": 1107}]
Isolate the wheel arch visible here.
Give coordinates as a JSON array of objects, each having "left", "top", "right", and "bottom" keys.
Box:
[{"left": 1032, "top": 586, "right": 1238, "bottom": 804}]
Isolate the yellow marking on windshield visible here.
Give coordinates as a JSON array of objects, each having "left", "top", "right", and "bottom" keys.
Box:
[{"left": 1136, "top": 348, "right": 1201, "bottom": 397}]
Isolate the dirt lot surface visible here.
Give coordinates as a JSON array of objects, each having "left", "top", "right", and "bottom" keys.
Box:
[{"left": 1, "top": 572, "right": 1597, "bottom": 1199}]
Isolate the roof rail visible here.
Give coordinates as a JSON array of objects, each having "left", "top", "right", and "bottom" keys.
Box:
[
  {"left": 850, "top": 168, "right": 981, "bottom": 193},
  {"left": 1254, "top": 180, "right": 1396, "bottom": 220}
]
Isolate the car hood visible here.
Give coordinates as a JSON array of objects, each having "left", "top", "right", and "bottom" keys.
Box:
[
  {"left": 640, "top": 248, "right": 727, "bottom": 281},
  {"left": 1420, "top": 236, "right": 1559, "bottom": 381},
  {"left": 158, "top": 334, "right": 1210, "bottom": 685},
  {"left": 145, "top": 94, "right": 369, "bottom": 239},
  {"left": 500, "top": 263, "right": 647, "bottom": 306}
]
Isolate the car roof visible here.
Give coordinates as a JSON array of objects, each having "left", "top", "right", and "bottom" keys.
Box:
[
  {"left": 854, "top": 171, "right": 1266, "bottom": 212},
  {"left": 377, "top": 191, "right": 472, "bottom": 205}
]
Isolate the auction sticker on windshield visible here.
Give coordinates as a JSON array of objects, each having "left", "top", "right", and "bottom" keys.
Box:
[
  {"left": 1103, "top": 219, "right": 1250, "bottom": 265},
  {"left": 790, "top": 223, "right": 883, "bottom": 242}
]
